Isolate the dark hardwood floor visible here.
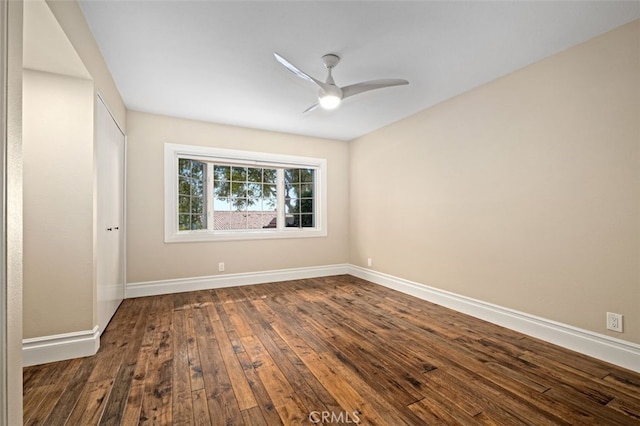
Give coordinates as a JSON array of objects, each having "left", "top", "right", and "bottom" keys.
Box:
[{"left": 23, "top": 275, "right": 640, "bottom": 425}]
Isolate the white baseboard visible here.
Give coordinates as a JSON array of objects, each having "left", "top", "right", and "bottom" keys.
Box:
[
  {"left": 23, "top": 326, "right": 100, "bottom": 367},
  {"left": 348, "top": 265, "right": 640, "bottom": 373},
  {"left": 126, "top": 264, "right": 350, "bottom": 298}
]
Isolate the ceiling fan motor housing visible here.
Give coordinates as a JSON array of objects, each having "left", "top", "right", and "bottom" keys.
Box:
[{"left": 322, "top": 54, "right": 340, "bottom": 69}]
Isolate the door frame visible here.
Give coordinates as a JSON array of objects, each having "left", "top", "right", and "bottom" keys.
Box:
[
  {"left": 1, "top": 0, "right": 23, "bottom": 424},
  {"left": 1, "top": 0, "right": 8, "bottom": 421}
]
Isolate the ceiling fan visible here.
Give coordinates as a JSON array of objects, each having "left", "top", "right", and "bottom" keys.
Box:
[{"left": 274, "top": 52, "right": 409, "bottom": 113}]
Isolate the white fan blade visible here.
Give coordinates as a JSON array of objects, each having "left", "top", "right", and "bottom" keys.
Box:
[
  {"left": 274, "top": 52, "right": 331, "bottom": 91},
  {"left": 342, "top": 79, "right": 409, "bottom": 99},
  {"left": 303, "top": 103, "right": 320, "bottom": 114}
]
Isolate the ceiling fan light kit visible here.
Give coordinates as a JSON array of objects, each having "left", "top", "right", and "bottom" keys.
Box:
[
  {"left": 318, "top": 93, "right": 342, "bottom": 110},
  {"left": 274, "top": 52, "right": 409, "bottom": 113}
]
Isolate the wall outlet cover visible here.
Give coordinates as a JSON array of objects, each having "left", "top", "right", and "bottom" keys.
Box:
[{"left": 606, "top": 312, "right": 623, "bottom": 332}]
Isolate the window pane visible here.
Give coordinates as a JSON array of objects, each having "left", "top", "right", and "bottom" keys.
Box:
[
  {"left": 285, "top": 215, "right": 296, "bottom": 227},
  {"left": 301, "top": 169, "right": 314, "bottom": 183},
  {"left": 214, "top": 210, "right": 231, "bottom": 230},
  {"left": 247, "top": 168, "right": 262, "bottom": 182},
  {"left": 232, "top": 166, "right": 247, "bottom": 181},
  {"left": 179, "top": 195, "right": 190, "bottom": 213},
  {"left": 263, "top": 184, "right": 276, "bottom": 198},
  {"left": 192, "top": 197, "right": 203, "bottom": 214},
  {"left": 245, "top": 198, "right": 260, "bottom": 211},
  {"left": 284, "top": 183, "right": 299, "bottom": 199},
  {"left": 179, "top": 159, "right": 191, "bottom": 177},
  {"left": 301, "top": 198, "right": 313, "bottom": 213},
  {"left": 285, "top": 199, "right": 300, "bottom": 214},
  {"left": 247, "top": 183, "right": 262, "bottom": 197},
  {"left": 246, "top": 212, "right": 265, "bottom": 230},
  {"left": 301, "top": 214, "right": 314, "bottom": 227},
  {"left": 264, "top": 196, "right": 277, "bottom": 211},
  {"left": 191, "top": 162, "right": 204, "bottom": 179},
  {"left": 214, "top": 197, "right": 229, "bottom": 211},
  {"left": 262, "top": 213, "right": 277, "bottom": 228},
  {"left": 179, "top": 214, "right": 190, "bottom": 230},
  {"left": 263, "top": 169, "right": 276, "bottom": 183},
  {"left": 178, "top": 177, "right": 191, "bottom": 195},
  {"left": 214, "top": 181, "right": 230, "bottom": 197},
  {"left": 191, "top": 180, "right": 204, "bottom": 197},
  {"left": 301, "top": 184, "right": 313, "bottom": 197},
  {"left": 192, "top": 214, "right": 205, "bottom": 230},
  {"left": 285, "top": 169, "right": 299, "bottom": 183},
  {"left": 231, "top": 182, "right": 246, "bottom": 197},
  {"left": 231, "top": 198, "right": 247, "bottom": 211},
  {"left": 214, "top": 165, "right": 230, "bottom": 181}
]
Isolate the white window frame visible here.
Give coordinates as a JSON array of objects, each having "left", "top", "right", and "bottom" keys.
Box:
[{"left": 165, "top": 143, "right": 327, "bottom": 242}]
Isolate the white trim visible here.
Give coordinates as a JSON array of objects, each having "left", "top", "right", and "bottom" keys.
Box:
[
  {"left": 0, "top": 1, "right": 8, "bottom": 421},
  {"left": 126, "top": 264, "right": 349, "bottom": 299},
  {"left": 348, "top": 265, "right": 640, "bottom": 373},
  {"left": 96, "top": 92, "right": 124, "bottom": 136},
  {"left": 22, "top": 326, "right": 100, "bottom": 367}
]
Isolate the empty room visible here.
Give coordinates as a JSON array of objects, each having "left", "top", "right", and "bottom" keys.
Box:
[{"left": 2, "top": 0, "right": 640, "bottom": 424}]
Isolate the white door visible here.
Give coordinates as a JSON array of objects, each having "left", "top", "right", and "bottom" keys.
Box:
[{"left": 96, "top": 96, "right": 125, "bottom": 335}]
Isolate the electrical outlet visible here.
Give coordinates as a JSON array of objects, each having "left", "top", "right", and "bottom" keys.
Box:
[
  {"left": 606, "top": 312, "right": 623, "bottom": 332},
  {"left": 367, "top": 258, "right": 372, "bottom": 267},
  {"left": 218, "top": 262, "right": 225, "bottom": 272}
]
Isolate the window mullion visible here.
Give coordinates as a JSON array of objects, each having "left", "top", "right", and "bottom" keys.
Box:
[
  {"left": 207, "top": 163, "right": 214, "bottom": 232},
  {"left": 276, "top": 169, "right": 285, "bottom": 230}
]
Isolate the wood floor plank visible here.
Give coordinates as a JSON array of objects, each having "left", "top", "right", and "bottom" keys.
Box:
[
  {"left": 214, "top": 288, "right": 254, "bottom": 337},
  {"left": 66, "top": 378, "right": 113, "bottom": 425},
  {"left": 171, "top": 308, "right": 195, "bottom": 425},
  {"left": 120, "top": 345, "right": 151, "bottom": 426},
  {"left": 208, "top": 311, "right": 258, "bottom": 411},
  {"left": 241, "top": 334, "right": 308, "bottom": 425},
  {"left": 184, "top": 296, "right": 206, "bottom": 393},
  {"left": 192, "top": 303, "right": 243, "bottom": 425},
  {"left": 240, "top": 405, "right": 268, "bottom": 426},
  {"left": 606, "top": 394, "right": 640, "bottom": 420},
  {"left": 191, "top": 388, "right": 212, "bottom": 426},
  {"left": 139, "top": 295, "right": 173, "bottom": 424},
  {"left": 100, "top": 298, "right": 153, "bottom": 424},
  {"left": 23, "top": 275, "right": 640, "bottom": 425},
  {"left": 235, "top": 350, "right": 284, "bottom": 426},
  {"left": 22, "top": 383, "right": 55, "bottom": 425},
  {"left": 40, "top": 355, "right": 98, "bottom": 425}
]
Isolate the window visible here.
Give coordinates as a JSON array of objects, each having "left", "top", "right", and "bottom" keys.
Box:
[{"left": 165, "top": 144, "right": 327, "bottom": 242}]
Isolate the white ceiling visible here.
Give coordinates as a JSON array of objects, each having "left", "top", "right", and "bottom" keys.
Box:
[{"left": 78, "top": 1, "right": 640, "bottom": 141}]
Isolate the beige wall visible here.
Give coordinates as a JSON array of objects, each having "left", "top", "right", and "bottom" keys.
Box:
[
  {"left": 349, "top": 21, "right": 640, "bottom": 344},
  {"left": 22, "top": 70, "right": 95, "bottom": 338},
  {"left": 126, "top": 111, "right": 349, "bottom": 283}
]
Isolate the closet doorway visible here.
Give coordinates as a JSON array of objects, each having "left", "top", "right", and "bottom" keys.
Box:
[{"left": 96, "top": 96, "right": 125, "bottom": 334}]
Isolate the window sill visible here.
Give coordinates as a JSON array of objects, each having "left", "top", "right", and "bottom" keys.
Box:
[{"left": 165, "top": 228, "right": 327, "bottom": 243}]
